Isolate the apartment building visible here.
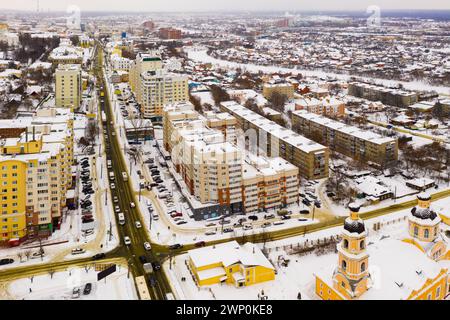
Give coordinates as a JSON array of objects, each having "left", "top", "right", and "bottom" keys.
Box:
[
  {"left": 0, "top": 108, "right": 74, "bottom": 243},
  {"left": 139, "top": 69, "right": 189, "bottom": 119},
  {"left": 111, "top": 53, "right": 132, "bottom": 71},
  {"left": 348, "top": 82, "right": 418, "bottom": 108},
  {"left": 242, "top": 155, "right": 299, "bottom": 214},
  {"left": 203, "top": 111, "right": 238, "bottom": 143},
  {"left": 262, "top": 83, "right": 295, "bottom": 100},
  {"left": 48, "top": 40, "right": 84, "bottom": 66},
  {"left": 159, "top": 27, "right": 182, "bottom": 40},
  {"left": 220, "top": 101, "right": 329, "bottom": 180},
  {"left": 163, "top": 104, "right": 300, "bottom": 220},
  {"left": 129, "top": 51, "right": 163, "bottom": 94},
  {"left": 292, "top": 110, "right": 398, "bottom": 167},
  {"left": 55, "top": 64, "right": 82, "bottom": 108},
  {"left": 295, "top": 96, "right": 346, "bottom": 117}
]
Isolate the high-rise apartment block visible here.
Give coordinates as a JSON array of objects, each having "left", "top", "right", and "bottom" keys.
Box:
[
  {"left": 55, "top": 64, "right": 82, "bottom": 108},
  {"left": 0, "top": 108, "right": 74, "bottom": 243}
]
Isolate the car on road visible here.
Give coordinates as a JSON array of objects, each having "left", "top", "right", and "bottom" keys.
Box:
[
  {"left": 124, "top": 236, "right": 131, "bottom": 246},
  {"left": 113, "top": 196, "right": 119, "bottom": 203},
  {"left": 83, "top": 283, "right": 92, "bottom": 295},
  {"left": 143, "top": 242, "right": 152, "bottom": 251},
  {"left": 195, "top": 241, "right": 206, "bottom": 248},
  {"left": 92, "top": 253, "right": 106, "bottom": 260},
  {"left": 0, "top": 258, "right": 14, "bottom": 265},
  {"left": 135, "top": 221, "right": 142, "bottom": 229},
  {"left": 110, "top": 183, "right": 116, "bottom": 190},
  {"left": 130, "top": 202, "right": 136, "bottom": 208},
  {"left": 169, "top": 243, "right": 183, "bottom": 250},
  {"left": 151, "top": 261, "right": 161, "bottom": 271},
  {"left": 148, "top": 276, "right": 157, "bottom": 287},
  {"left": 139, "top": 255, "right": 148, "bottom": 264},
  {"left": 114, "top": 205, "right": 121, "bottom": 213}
]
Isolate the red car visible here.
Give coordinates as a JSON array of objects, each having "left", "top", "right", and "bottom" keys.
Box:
[
  {"left": 171, "top": 212, "right": 182, "bottom": 218},
  {"left": 194, "top": 241, "right": 206, "bottom": 248}
]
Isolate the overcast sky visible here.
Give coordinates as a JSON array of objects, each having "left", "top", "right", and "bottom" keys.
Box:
[{"left": 1, "top": 0, "right": 450, "bottom": 12}]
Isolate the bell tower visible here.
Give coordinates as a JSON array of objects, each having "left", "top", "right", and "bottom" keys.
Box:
[{"left": 333, "top": 203, "right": 370, "bottom": 299}]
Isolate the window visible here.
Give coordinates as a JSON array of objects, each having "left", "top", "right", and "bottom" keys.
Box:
[
  {"left": 361, "top": 262, "right": 366, "bottom": 272},
  {"left": 343, "top": 239, "right": 349, "bottom": 249},
  {"left": 341, "top": 260, "right": 347, "bottom": 271},
  {"left": 414, "top": 226, "right": 419, "bottom": 237},
  {"left": 436, "top": 286, "right": 441, "bottom": 298},
  {"left": 360, "top": 240, "right": 365, "bottom": 250},
  {"left": 424, "top": 229, "right": 429, "bottom": 239}
]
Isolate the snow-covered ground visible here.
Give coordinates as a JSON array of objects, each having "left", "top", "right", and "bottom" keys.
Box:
[
  {"left": 187, "top": 49, "right": 450, "bottom": 95},
  {"left": 166, "top": 195, "right": 450, "bottom": 300},
  {"left": 5, "top": 266, "right": 137, "bottom": 300}
]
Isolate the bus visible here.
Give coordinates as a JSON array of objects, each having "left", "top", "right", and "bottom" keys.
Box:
[
  {"left": 135, "top": 276, "right": 151, "bottom": 300},
  {"left": 118, "top": 213, "right": 125, "bottom": 225},
  {"left": 122, "top": 172, "right": 128, "bottom": 182}
]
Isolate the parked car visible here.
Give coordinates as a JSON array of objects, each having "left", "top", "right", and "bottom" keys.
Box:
[
  {"left": 264, "top": 214, "right": 275, "bottom": 219},
  {"left": 135, "top": 221, "right": 142, "bottom": 229},
  {"left": 83, "top": 283, "right": 92, "bottom": 295},
  {"left": 72, "top": 287, "right": 81, "bottom": 299},
  {"left": 262, "top": 222, "right": 272, "bottom": 228},
  {"left": 124, "top": 236, "right": 131, "bottom": 246},
  {"left": 248, "top": 215, "right": 258, "bottom": 221},
  {"left": 223, "top": 228, "right": 234, "bottom": 233},
  {"left": 176, "top": 220, "right": 187, "bottom": 225},
  {"left": 143, "top": 242, "right": 152, "bottom": 251},
  {"left": 300, "top": 210, "right": 310, "bottom": 215},
  {"left": 243, "top": 224, "right": 253, "bottom": 231},
  {"left": 71, "top": 248, "right": 86, "bottom": 255},
  {"left": 0, "top": 258, "right": 14, "bottom": 265},
  {"left": 130, "top": 202, "right": 136, "bottom": 208},
  {"left": 281, "top": 215, "right": 291, "bottom": 220}
]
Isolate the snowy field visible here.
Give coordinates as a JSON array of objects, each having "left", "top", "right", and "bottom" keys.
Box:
[{"left": 5, "top": 266, "right": 137, "bottom": 300}]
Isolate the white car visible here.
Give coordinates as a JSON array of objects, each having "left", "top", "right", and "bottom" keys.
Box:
[
  {"left": 114, "top": 205, "right": 121, "bottom": 213},
  {"left": 130, "top": 202, "right": 136, "bottom": 208},
  {"left": 135, "top": 221, "right": 142, "bottom": 229},
  {"left": 110, "top": 183, "right": 116, "bottom": 189},
  {"left": 113, "top": 196, "right": 119, "bottom": 203},
  {"left": 71, "top": 248, "right": 86, "bottom": 255},
  {"left": 143, "top": 242, "right": 152, "bottom": 251},
  {"left": 124, "top": 236, "right": 131, "bottom": 246}
]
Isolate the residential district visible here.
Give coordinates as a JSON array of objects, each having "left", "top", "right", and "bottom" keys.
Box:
[{"left": 0, "top": 7, "right": 449, "bottom": 301}]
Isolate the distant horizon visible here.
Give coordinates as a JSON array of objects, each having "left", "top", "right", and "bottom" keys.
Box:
[{"left": 1, "top": 0, "right": 450, "bottom": 14}]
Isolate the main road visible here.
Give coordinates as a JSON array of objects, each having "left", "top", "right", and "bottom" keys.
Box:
[{"left": 95, "top": 44, "right": 174, "bottom": 300}]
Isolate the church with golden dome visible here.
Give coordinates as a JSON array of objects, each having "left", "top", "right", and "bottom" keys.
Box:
[{"left": 315, "top": 194, "right": 450, "bottom": 300}]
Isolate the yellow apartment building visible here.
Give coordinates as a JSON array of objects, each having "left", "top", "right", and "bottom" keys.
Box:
[
  {"left": 262, "top": 83, "right": 295, "bottom": 100},
  {"left": 55, "top": 64, "right": 82, "bottom": 108}
]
